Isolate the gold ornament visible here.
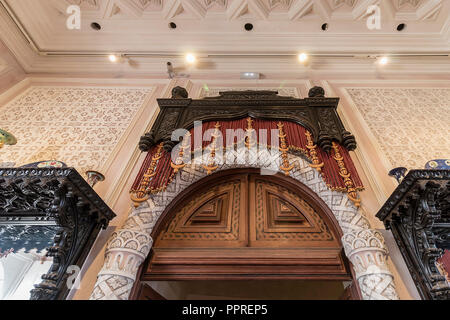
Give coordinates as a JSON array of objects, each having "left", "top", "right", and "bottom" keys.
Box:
[
  {"left": 305, "top": 130, "right": 324, "bottom": 173},
  {"left": 332, "top": 141, "right": 361, "bottom": 208},
  {"left": 171, "top": 132, "right": 191, "bottom": 173},
  {"left": 202, "top": 122, "right": 221, "bottom": 175},
  {"left": 277, "top": 122, "right": 294, "bottom": 176},
  {"left": 130, "top": 142, "right": 164, "bottom": 207}
]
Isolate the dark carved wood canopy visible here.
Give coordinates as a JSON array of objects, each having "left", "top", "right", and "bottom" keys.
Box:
[
  {"left": 139, "top": 86, "right": 357, "bottom": 153},
  {"left": 0, "top": 168, "right": 115, "bottom": 300},
  {"left": 377, "top": 169, "right": 450, "bottom": 300}
]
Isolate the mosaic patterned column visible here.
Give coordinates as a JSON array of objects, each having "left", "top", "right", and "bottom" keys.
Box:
[
  {"left": 342, "top": 229, "right": 399, "bottom": 300},
  {"left": 90, "top": 202, "right": 158, "bottom": 300}
]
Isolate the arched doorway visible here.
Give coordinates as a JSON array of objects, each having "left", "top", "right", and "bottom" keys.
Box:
[{"left": 132, "top": 169, "right": 361, "bottom": 299}]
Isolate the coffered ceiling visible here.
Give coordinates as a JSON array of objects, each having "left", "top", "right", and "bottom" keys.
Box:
[{"left": 0, "top": 0, "right": 449, "bottom": 78}]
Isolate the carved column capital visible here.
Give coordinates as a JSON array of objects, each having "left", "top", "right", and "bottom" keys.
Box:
[
  {"left": 90, "top": 227, "right": 153, "bottom": 300},
  {"left": 97, "top": 229, "right": 152, "bottom": 281},
  {"left": 342, "top": 229, "right": 399, "bottom": 300}
]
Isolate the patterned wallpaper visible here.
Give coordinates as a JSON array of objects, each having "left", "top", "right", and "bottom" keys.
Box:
[
  {"left": 0, "top": 86, "right": 151, "bottom": 174},
  {"left": 345, "top": 88, "right": 450, "bottom": 169}
]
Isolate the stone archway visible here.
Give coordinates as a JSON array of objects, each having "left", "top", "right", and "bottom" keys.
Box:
[{"left": 90, "top": 153, "right": 399, "bottom": 300}]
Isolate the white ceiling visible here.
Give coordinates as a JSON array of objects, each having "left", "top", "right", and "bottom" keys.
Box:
[{"left": 0, "top": 0, "right": 449, "bottom": 78}]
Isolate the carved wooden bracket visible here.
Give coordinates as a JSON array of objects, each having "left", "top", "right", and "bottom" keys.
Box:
[
  {"left": 376, "top": 169, "right": 450, "bottom": 300},
  {"left": 139, "top": 86, "right": 356, "bottom": 153},
  {"left": 0, "top": 168, "right": 115, "bottom": 300}
]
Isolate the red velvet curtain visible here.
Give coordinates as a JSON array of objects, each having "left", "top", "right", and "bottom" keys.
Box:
[{"left": 131, "top": 118, "right": 364, "bottom": 194}]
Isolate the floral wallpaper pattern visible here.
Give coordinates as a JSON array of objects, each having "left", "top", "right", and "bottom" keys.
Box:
[
  {"left": 0, "top": 86, "right": 151, "bottom": 174},
  {"left": 345, "top": 88, "right": 450, "bottom": 169}
]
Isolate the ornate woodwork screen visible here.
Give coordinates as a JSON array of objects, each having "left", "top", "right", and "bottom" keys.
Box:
[{"left": 144, "top": 171, "right": 352, "bottom": 281}]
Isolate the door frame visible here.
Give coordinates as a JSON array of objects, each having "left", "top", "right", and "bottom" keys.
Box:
[{"left": 131, "top": 168, "right": 362, "bottom": 299}]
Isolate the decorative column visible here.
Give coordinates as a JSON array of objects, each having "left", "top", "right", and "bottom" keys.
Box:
[
  {"left": 342, "top": 229, "right": 399, "bottom": 300},
  {"left": 90, "top": 202, "right": 157, "bottom": 300}
]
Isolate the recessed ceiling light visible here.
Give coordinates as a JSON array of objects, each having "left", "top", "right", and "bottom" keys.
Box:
[
  {"left": 397, "top": 23, "right": 406, "bottom": 32},
  {"left": 298, "top": 53, "right": 308, "bottom": 63},
  {"left": 378, "top": 56, "right": 389, "bottom": 65},
  {"left": 91, "top": 22, "right": 101, "bottom": 31},
  {"left": 185, "top": 53, "right": 196, "bottom": 64}
]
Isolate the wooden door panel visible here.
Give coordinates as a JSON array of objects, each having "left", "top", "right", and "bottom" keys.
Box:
[
  {"left": 155, "top": 175, "right": 248, "bottom": 248},
  {"left": 249, "top": 176, "right": 339, "bottom": 248}
]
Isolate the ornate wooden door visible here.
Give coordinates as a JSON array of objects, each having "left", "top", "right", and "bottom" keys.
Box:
[{"left": 145, "top": 171, "right": 352, "bottom": 281}]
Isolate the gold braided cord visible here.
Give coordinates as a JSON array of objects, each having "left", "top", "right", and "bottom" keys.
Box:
[
  {"left": 130, "top": 142, "right": 164, "bottom": 207},
  {"left": 331, "top": 141, "right": 361, "bottom": 208},
  {"left": 277, "top": 122, "right": 294, "bottom": 176}
]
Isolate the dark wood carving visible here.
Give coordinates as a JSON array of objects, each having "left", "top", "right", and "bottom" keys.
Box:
[
  {"left": 376, "top": 169, "right": 450, "bottom": 300},
  {"left": 144, "top": 170, "right": 351, "bottom": 281},
  {"left": 139, "top": 86, "right": 356, "bottom": 153},
  {"left": 0, "top": 168, "right": 115, "bottom": 300}
]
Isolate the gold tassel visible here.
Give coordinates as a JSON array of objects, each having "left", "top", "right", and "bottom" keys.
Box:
[
  {"left": 277, "top": 122, "right": 294, "bottom": 176},
  {"left": 130, "top": 142, "right": 164, "bottom": 207},
  {"left": 305, "top": 130, "right": 324, "bottom": 172},
  {"left": 331, "top": 141, "right": 361, "bottom": 208}
]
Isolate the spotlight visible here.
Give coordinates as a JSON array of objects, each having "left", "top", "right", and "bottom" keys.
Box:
[
  {"left": 108, "top": 54, "right": 118, "bottom": 63},
  {"left": 298, "top": 53, "right": 308, "bottom": 63},
  {"left": 378, "top": 56, "right": 389, "bottom": 65},
  {"left": 185, "top": 53, "right": 196, "bottom": 64}
]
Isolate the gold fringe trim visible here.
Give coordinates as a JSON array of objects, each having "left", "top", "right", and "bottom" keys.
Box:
[
  {"left": 331, "top": 141, "right": 361, "bottom": 208},
  {"left": 130, "top": 142, "right": 164, "bottom": 207},
  {"left": 305, "top": 130, "right": 324, "bottom": 173}
]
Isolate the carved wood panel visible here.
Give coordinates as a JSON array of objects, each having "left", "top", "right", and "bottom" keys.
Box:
[
  {"left": 156, "top": 176, "right": 247, "bottom": 248},
  {"left": 139, "top": 88, "right": 357, "bottom": 153},
  {"left": 155, "top": 174, "right": 339, "bottom": 248},
  {"left": 250, "top": 176, "right": 337, "bottom": 247}
]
